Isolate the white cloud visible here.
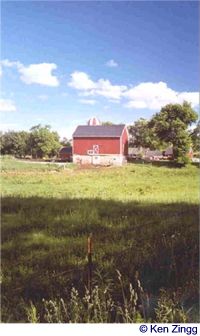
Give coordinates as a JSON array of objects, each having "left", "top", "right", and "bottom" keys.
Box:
[
  {"left": 69, "top": 71, "right": 95, "bottom": 91},
  {"left": 1, "top": 59, "right": 59, "bottom": 87},
  {"left": 1, "top": 59, "right": 22, "bottom": 68},
  {"left": 0, "top": 98, "right": 16, "bottom": 112},
  {"left": 106, "top": 59, "right": 118, "bottom": 67},
  {"left": 68, "top": 71, "right": 199, "bottom": 110},
  {"left": 177, "top": 92, "right": 199, "bottom": 107},
  {"left": 0, "top": 59, "right": 20, "bottom": 79},
  {"left": 124, "top": 82, "right": 199, "bottom": 110},
  {"left": 2, "top": 59, "right": 198, "bottom": 110},
  {"left": 19, "top": 63, "right": 59, "bottom": 87},
  {"left": 126, "top": 100, "right": 147, "bottom": 109},
  {"left": 70, "top": 74, "right": 199, "bottom": 108},
  {"left": 95, "top": 79, "right": 126, "bottom": 100},
  {"left": 68, "top": 71, "right": 126, "bottom": 100},
  {"left": 79, "top": 99, "right": 96, "bottom": 105}
]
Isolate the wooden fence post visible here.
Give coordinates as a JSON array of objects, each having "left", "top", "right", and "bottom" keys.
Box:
[{"left": 87, "top": 233, "right": 93, "bottom": 297}]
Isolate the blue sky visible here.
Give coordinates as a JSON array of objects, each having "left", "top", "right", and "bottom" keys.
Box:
[{"left": 1, "top": 1, "right": 199, "bottom": 139}]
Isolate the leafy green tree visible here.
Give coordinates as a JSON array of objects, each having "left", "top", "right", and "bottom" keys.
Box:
[
  {"left": 14, "top": 131, "right": 30, "bottom": 157},
  {"left": 1, "top": 130, "right": 30, "bottom": 157},
  {"left": 150, "top": 101, "right": 198, "bottom": 164},
  {"left": 60, "top": 137, "right": 72, "bottom": 147},
  {"left": 102, "top": 121, "right": 125, "bottom": 126},
  {"left": 190, "top": 121, "right": 200, "bottom": 152},
  {"left": 29, "top": 125, "right": 60, "bottom": 158},
  {"left": 101, "top": 121, "right": 114, "bottom": 126},
  {"left": 1, "top": 131, "right": 16, "bottom": 155},
  {"left": 128, "top": 118, "right": 161, "bottom": 149}
]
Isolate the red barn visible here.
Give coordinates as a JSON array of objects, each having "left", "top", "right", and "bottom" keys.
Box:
[{"left": 72, "top": 119, "right": 129, "bottom": 165}]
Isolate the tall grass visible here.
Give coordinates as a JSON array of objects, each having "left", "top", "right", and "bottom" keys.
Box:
[
  {"left": 1, "top": 157, "right": 199, "bottom": 322},
  {"left": 25, "top": 273, "right": 188, "bottom": 323}
]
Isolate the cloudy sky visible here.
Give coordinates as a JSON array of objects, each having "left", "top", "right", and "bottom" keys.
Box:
[{"left": 1, "top": 1, "right": 199, "bottom": 139}]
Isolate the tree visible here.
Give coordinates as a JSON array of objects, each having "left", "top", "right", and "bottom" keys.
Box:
[
  {"left": 101, "top": 121, "right": 114, "bottom": 126},
  {"left": 190, "top": 121, "right": 200, "bottom": 152},
  {"left": 60, "top": 137, "right": 72, "bottom": 147},
  {"left": 29, "top": 125, "right": 60, "bottom": 158},
  {"left": 101, "top": 121, "right": 125, "bottom": 126},
  {"left": 128, "top": 118, "right": 161, "bottom": 149},
  {"left": 150, "top": 101, "right": 198, "bottom": 164},
  {"left": 14, "top": 131, "right": 30, "bottom": 157},
  {"left": 1, "top": 131, "right": 16, "bottom": 155},
  {"left": 0, "top": 131, "right": 29, "bottom": 157}
]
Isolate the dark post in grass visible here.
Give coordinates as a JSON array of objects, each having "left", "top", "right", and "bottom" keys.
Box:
[{"left": 87, "top": 233, "right": 93, "bottom": 298}]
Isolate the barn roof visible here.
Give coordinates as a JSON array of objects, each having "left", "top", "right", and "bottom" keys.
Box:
[
  {"left": 73, "top": 125, "right": 126, "bottom": 138},
  {"left": 59, "top": 146, "right": 72, "bottom": 154}
]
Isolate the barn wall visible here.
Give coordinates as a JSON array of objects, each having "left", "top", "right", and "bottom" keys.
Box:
[
  {"left": 73, "top": 137, "right": 120, "bottom": 155},
  {"left": 73, "top": 154, "right": 127, "bottom": 166},
  {"left": 121, "top": 128, "right": 129, "bottom": 156}
]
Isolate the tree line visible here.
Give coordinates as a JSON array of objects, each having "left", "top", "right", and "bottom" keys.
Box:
[
  {"left": 0, "top": 101, "right": 199, "bottom": 163},
  {"left": 0, "top": 124, "right": 71, "bottom": 159},
  {"left": 128, "top": 101, "right": 199, "bottom": 164}
]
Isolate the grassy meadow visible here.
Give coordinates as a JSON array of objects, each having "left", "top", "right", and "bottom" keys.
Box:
[{"left": 1, "top": 156, "right": 199, "bottom": 322}]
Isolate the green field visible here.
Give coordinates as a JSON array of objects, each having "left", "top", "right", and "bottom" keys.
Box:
[{"left": 1, "top": 157, "right": 199, "bottom": 322}]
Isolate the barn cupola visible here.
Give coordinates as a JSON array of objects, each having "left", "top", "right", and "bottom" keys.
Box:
[{"left": 87, "top": 116, "right": 101, "bottom": 126}]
